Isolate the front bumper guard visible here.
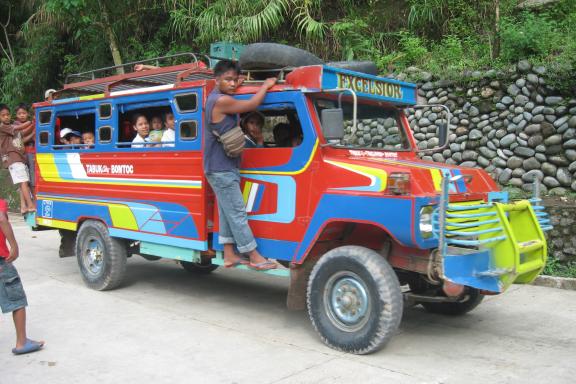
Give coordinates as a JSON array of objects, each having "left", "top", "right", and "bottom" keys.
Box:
[{"left": 432, "top": 176, "right": 551, "bottom": 293}]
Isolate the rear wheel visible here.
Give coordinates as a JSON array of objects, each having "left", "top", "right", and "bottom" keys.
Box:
[
  {"left": 307, "top": 246, "right": 403, "bottom": 354},
  {"left": 421, "top": 288, "right": 484, "bottom": 316},
  {"left": 75, "top": 220, "right": 127, "bottom": 291}
]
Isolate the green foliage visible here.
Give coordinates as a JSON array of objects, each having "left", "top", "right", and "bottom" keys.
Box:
[
  {"left": 499, "top": 12, "right": 561, "bottom": 63},
  {"left": 1, "top": 0, "right": 576, "bottom": 109},
  {"left": 543, "top": 258, "right": 576, "bottom": 278}
]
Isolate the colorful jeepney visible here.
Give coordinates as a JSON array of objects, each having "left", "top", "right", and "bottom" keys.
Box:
[{"left": 29, "top": 56, "right": 551, "bottom": 354}]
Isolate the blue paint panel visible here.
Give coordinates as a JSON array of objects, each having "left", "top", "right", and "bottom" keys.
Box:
[
  {"left": 167, "top": 216, "right": 199, "bottom": 238},
  {"left": 451, "top": 169, "right": 467, "bottom": 192},
  {"left": 321, "top": 66, "right": 417, "bottom": 105},
  {"left": 295, "top": 195, "right": 414, "bottom": 261},
  {"left": 38, "top": 194, "right": 200, "bottom": 240},
  {"left": 38, "top": 198, "right": 113, "bottom": 226},
  {"left": 212, "top": 235, "right": 299, "bottom": 261},
  {"left": 243, "top": 174, "right": 296, "bottom": 223},
  {"left": 252, "top": 184, "right": 265, "bottom": 213},
  {"left": 110, "top": 228, "right": 207, "bottom": 251},
  {"left": 443, "top": 250, "right": 502, "bottom": 292}
]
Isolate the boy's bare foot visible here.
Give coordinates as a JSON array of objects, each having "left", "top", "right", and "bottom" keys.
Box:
[
  {"left": 247, "top": 250, "right": 277, "bottom": 270},
  {"left": 223, "top": 244, "right": 248, "bottom": 268}
]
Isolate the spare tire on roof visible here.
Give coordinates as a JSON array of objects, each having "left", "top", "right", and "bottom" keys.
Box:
[
  {"left": 239, "top": 43, "right": 324, "bottom": 70},
  {"left": 325, "top": 61, "right": 379, "bottom": 76}
]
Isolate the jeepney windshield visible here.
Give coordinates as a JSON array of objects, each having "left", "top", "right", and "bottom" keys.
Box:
[{"left": 312, "top": 96, "right": 410, "bottom": 150}]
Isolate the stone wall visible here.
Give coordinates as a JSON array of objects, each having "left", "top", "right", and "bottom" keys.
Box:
[
  {"left": 401, "top": 60, "right": 576, "bottom": 196},
  {"left": 545, "top": 199, "right": 576, "bottom": 262},
  {"left": 392, "top": 60, "right": 576, "bottom": 263}
]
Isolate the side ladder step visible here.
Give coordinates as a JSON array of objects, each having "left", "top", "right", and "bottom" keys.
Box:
[{"left": 518, "top": 239, "right": 544, "bottom": 253}]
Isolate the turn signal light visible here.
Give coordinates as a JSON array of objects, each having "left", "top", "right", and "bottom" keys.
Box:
[{"left": 385, "top": 172, "right": 411, "bottom": 195}]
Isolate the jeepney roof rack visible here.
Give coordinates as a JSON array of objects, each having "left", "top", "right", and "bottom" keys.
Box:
[
  {"left": 60, "top": 52, "right": 214, "bottom": 97},
  {"left": 55, "top": 53, "right": 293, "bottom": 100}
]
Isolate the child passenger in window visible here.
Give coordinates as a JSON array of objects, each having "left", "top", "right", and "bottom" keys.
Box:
[
  {"left": 161, "top": 112, "right": 175, "bottom": 147},
  {"left": 148, "top": 116, "right": 164, "bottom": 145},
  {"left": 82, "top": 132, "right": 95, "bottom": 148},
  {"left": 131, "top": 114, "right": 150, "bottom": 148},
  {"left": 241, "top": 111, "right": 265, "bottom": 148}
]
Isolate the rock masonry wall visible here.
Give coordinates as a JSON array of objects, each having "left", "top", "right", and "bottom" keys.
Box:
[
  {"left": 393, "top": 60, "right": 576, "bottom": 263},
  {"left": 401, "top": 60, "right": 576, "bottom": 196}
]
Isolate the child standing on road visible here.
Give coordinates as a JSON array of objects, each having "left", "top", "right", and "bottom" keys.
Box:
[
  {"left": 0, "top": 198, "right": 44, "bottom": 355},
  {"left": 0, "top": 104, "right": 35, "bottom": 214}
]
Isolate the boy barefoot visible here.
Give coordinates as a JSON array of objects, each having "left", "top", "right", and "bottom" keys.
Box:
[
  {"left": 0, "top": 104, "right": 35, "bottom": 214},
  {"left": 0, "top": 198, "right": 44, "bottom": 355}
]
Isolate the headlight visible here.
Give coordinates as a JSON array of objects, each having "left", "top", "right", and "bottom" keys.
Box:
[{"left": 419, "top": 205, "right": 435, "bottom": 239}]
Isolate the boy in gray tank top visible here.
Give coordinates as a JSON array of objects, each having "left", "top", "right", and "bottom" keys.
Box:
[{"left": 204, "top": 60, "right": 277, "bottom": 270}]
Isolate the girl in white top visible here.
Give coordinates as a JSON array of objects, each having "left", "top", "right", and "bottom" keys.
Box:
[
  {"left": 161, "top": 112, "right": 175, "bottom": 147},
  {"left": 131, "top": 114, "right": 150, "bottom": 148}
]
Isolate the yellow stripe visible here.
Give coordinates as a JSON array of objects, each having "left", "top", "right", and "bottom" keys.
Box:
[
  {"left": 108, "top": 205, "right": 139, "bottom": 230},
  {"left": 241, "top": 140, "right": 319, "bottom": 176},
  {"left": 242, "top": 181, "right": 252, "bottom": 204},
  {"left": 36, "top": 153, "right": 62, "bottom": 182},
  {"left": 78, "top": 94, "right": 104, "bottom": 100},
  {"left": 37, "top": 217, "right": 77, "bottom": 231},
  {"left": 430, "top": 169, "right": 443, "bottom": 191}
]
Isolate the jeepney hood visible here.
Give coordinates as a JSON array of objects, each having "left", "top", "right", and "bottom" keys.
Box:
[{"left": 323, "top": 152, "right": 499, "bottom": 198}]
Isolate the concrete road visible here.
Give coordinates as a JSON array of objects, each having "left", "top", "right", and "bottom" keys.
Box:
[{"left": 1, "top": 215, "right": 575, "bottom": 384}]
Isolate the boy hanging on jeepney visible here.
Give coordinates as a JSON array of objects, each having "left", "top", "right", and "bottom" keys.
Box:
[
  {"left": 204, "top": 60, "right": 277, "bottom": 270},
  {"left": 161, "top": 112, "right": 175, "bottom": 147},
  {"left": 0, "top": 104, "right": 35, "bottom": 214},
  {"left": 14, "top": 104, "right": 36, "bottom": 190}
]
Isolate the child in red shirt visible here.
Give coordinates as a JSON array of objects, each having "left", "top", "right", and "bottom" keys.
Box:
[{"left": 0, "top": 199, "right": 44, "bottom": 354}]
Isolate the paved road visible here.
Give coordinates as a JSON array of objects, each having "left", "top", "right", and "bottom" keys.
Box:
[{"left": 1, "top": 215, "right": 575, "bottom": 384}]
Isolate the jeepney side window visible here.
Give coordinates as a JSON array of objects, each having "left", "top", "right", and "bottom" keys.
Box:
[
  {"left": 312, "top": 96, "right": 410, "bottom": 150},
  {"left": 99, "top": 103, "right": 112, "bottom": 120},
  {"left": 116, "top": 101, "right": 174, "bottom": 148},
  {"left": 53, "top": 110, "right": 96, "bottom": 150},
  {"left": 241, "top": 106, "right": 303, "bottom": 148}
]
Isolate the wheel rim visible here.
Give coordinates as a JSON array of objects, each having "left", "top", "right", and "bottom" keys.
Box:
[
  {"left": 324, "top": 271, "right": 371, "bottom": 332},
  {"left": 83, "top": 236, "right": 105, "bottom": 276}
]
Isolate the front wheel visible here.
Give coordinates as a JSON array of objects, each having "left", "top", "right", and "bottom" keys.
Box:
[
  {"left": 76, "top": 220, "right": 127, "bottom": 291},
  {"left": 307, "top": 246, "right": 403, "bottom": 354}
]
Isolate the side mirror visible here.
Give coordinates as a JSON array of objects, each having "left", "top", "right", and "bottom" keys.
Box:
[
  {"left": 438, "top": 121, "right": 448, "bottom": 147},
  {"left": 321, "top": 108, "right": 345, "bottom": 141}
]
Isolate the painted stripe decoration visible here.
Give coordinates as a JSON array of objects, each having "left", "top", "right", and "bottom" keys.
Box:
[
  {"left": 37, "top": 153, "right": 201, "bottom": 188},
  {"left": 242, "top": 181, "right": 261, "bottom": 213}
]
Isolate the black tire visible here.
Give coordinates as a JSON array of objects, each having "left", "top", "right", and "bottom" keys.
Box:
[
  {"left": 307, "top": 245, "right": 403, "bottom": 354},
  {"left": 239, "top": 43, "right": 324, "bottom": 70},
  {"left": 75, "top": 220, "right": 127, "bottom": 291},
  {"left": 180, "top": 257, "right": 219, "bottom": 275},
  {"left": 325, "top": 61, "right": 379, "bottom": 75},
  {"left": 421, "top": 288, "right": 484, "bottom": 316}
]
